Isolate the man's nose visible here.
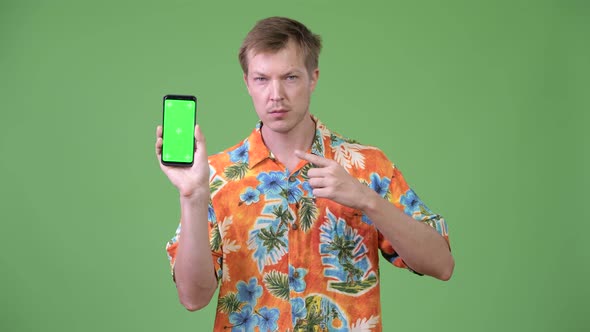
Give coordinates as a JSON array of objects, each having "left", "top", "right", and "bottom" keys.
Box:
[{"left": 270, "top": 80, "right": 284, "bottom": 102}]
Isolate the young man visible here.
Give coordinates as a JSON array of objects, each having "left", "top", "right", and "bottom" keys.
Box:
[{"left": 156, "top": 16, "right": 453, "bottom": 331}]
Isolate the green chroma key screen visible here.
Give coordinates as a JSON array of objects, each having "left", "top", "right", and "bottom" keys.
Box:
[{"left": 162, "top": 97, "right": 196, "bottom": 165}]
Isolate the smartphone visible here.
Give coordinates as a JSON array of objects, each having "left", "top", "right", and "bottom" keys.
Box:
[{"left": 161, "top": 95, "right": 197, "bottom": 166}]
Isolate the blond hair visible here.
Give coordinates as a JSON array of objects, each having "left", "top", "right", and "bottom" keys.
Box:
[{"left": 238, "top": 17, "right": 322, "bottom": 75}]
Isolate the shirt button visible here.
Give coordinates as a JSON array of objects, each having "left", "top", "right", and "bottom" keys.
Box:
[
  {"left": 291, "top": 223, "right": 298, "bottom": 230},
  {"left": 289, "top": 176, "right": 297, "bottom": 182}
]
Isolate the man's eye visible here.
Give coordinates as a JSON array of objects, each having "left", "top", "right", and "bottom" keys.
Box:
[
  {"left": 286, "top": 75, "right": 298, "bottom": 80},
  {"left": 254, "top": 77, "right": 267, "bottom": 82}
]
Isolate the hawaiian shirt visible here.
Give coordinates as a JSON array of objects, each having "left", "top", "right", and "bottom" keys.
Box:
[{"left": 166, "top": 115, "right": 449, "bottom": 332}]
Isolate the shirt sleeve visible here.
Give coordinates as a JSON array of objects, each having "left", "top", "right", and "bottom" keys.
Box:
[
  {"left": 378, "top": 164, "right": 450, "bottom": 274},
  {"left": 165, "top": 199, "right": 224, "bottom": 282}
]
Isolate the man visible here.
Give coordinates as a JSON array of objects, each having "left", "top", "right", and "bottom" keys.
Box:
[{"left": 156, "top": 16, "right": 453, "bottom": 331}]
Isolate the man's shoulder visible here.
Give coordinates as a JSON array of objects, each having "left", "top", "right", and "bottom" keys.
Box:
[
  {"left": 318, "top": 124, "right": 398, "bottom": 177},
  {"left": 325, "top": 129, "right": 390, "bottom": 162},
  {"left": 206, "top": 134, "right": 253, "bottom": 183},
  {"left": 208, "top": 138, "right": 247, "bottom": 163}
]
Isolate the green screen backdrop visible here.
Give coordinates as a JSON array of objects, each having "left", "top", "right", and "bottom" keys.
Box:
[{"left": 1, "top": 0, "right": 588, "bottom": 331}]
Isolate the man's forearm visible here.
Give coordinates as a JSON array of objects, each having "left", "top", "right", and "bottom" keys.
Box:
[
  {"left": 174, "top": 192, "right": 219, "bottom": 311},
  {"left": 361, "top": 189, "right": 454, "bottom": 280}
]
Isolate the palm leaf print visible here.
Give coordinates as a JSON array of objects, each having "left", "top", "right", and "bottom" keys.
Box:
[
  {"left": 223, "top": 162, "right": 249, "bottom": 181},
  {"left": 312, "top": 135, "right": 323, "bottom": 155},
  {"left": 300, "top": 163, "right": 313, "bottom": 180},
  {"left": 299, "top": 197, "right": 318, "bottom": 232},
  {"left": 210, "top": 221, "right": 221, "bottom": 251},
  {"left": 351, "top": 315, "right": 379, "bottom": 331},
  {"left": 326, "top": 234, "right": 356, "bottom": 264},
  {"left": 218, "top": 292, "right": 242, "bottom": 314},
  {"left": 248, "top": 203, "right": 291, "bottom": 272},
  {"left": 257, "top": 226, "right": 287, "bottom": 252},
  {"left": 271, "top": 205, "right": 293, "bottom": 229},
  {"left": 263, "top": 270, "right": 289, "bottom": 300},
  {"left": 210, "top": 179, "right": 224, "bottom": 194}
]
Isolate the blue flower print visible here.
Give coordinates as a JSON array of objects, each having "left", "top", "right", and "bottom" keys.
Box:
[
  {"left": 236, "top": 277, "right": 263, "bottom": 307},
  {"left": 361, "top": 213, "right": 373, "bottom": 225},
  {"left": 240, "top": 187, "right": 260, "bottom": 205},
  {"left": 289, "top": 265, "right": 307, "bottom": 293},
  {"left": 302, "top": 180, "right": 313, "bottom": 196},
  {"left": 229, "top": 304, "right": 259, "bottom": 332},
  {"left": 285, "top": 178, "right": 303, "bottom": 203},
  {"left": 290, "top": 297, "right": 307, "bottom": 326},
  {"left": 369, "top": 173, "right": 391, "bottom": 197},
  {"left": 207, "top": 203, "right": 216, "bottom": 222},
  {"left": 400, "top": 189, "right": 422, "bottom": 216},
  {"left": 228, "top": 141, "right": 249, "bottom": 163},
  {"left": 257, "top": 171, "right": 287, "bottom": 196},
  {"left": 257, "top": 307, "right": 280, "bottom": 332}
]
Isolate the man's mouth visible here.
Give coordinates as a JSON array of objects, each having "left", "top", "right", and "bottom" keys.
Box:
[{"left": 269, "top": 109, "right": 288, "bottom": 114}]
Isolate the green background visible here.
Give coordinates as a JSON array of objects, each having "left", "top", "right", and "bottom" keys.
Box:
[{"left": 1, "top": 0, "right": 588, "bottom": 331}]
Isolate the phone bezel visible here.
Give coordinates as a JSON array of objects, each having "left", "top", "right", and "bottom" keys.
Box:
[{"left": 161, "top": 94, "right": 197, "bottom": 167}]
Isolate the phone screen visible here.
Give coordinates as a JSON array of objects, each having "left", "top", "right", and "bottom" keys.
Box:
[{"left": 162, "top": 95, "right": 197, "bottom": 166}]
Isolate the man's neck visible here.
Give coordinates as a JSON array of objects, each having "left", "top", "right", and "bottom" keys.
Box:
[{"left": 260, "top": 115, "right": 316, "bottom": 171}]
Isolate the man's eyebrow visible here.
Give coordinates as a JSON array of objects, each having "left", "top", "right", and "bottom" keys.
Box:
[
  {"left": 285, "top": 69, "right": 304, "bottom": 75},
  {"left": 249, "top": 69, "right": 304, "bottom": 77}
]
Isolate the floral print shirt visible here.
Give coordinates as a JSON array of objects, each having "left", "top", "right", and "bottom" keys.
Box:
[{"left": 166, "top": 115, "right": 449, "bottom": 331}]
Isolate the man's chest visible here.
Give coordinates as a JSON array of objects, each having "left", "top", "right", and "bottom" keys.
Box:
[{"left": 211, "top": 167, "right": 380, "bottom": 280}]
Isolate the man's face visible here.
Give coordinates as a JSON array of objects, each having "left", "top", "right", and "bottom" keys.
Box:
[{"left": 244, "top": 41, "right": 319, "bottom": 135}]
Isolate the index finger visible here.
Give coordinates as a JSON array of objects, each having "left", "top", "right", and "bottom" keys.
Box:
[
  {"left": 156, "top": 125, "right": 162, "bottom": 138},
  {"left": 294, "top": 150, "right": 331, "bottom": 167}
]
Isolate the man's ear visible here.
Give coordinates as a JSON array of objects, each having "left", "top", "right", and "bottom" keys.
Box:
[{"left": 310, "top": 68, "right": 320, "bottom": 92}]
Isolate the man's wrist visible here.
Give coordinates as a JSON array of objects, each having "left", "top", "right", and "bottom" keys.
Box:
[
  {"left": 357, "top": 185, "right": 380, "bottom": 213},
  {"left": 180, "top": 189, "right": 210, "bottom": 205}
]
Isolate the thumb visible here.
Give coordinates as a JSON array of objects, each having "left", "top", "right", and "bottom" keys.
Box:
[{"left": 194, "top": 124, "right": 207, "bottom": 154}]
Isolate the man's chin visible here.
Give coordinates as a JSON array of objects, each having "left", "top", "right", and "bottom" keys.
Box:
[{"left": 261, "top": 120, "right": 294, "bottom": 135}]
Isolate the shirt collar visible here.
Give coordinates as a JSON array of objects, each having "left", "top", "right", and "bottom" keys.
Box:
[{"left": 247, "top": 114, "right": 330, "bottom": 169}]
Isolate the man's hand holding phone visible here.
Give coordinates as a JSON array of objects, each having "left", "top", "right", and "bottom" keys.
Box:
[
  {"left": 156, "top": 124, "right": 209, "bottom": 198},
  {"left": 156, "top": 95, "right": 209, "bottom": 198}
]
